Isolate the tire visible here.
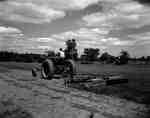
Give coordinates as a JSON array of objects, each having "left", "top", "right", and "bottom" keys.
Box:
[
  {"left": 41, "top": 59, "right": 54, "bottom": 80},
  {"left": 66, "top": 60, "right": 76, "bottom": 76}
]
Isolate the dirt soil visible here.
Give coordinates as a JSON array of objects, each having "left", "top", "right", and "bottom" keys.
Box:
[{"left": 0, "top": 63, "right": 149, "bottom": 118}]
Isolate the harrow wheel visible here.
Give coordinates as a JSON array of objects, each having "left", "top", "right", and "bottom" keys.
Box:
[
  {"left": 32, "top": 68, "right": 37, "bottom": 77},
  {"left": 65, "top": 59, "right": 76, "bottom": 77},
  {"left": 41, "top": 59, "right": 54, "bottom": 80}
]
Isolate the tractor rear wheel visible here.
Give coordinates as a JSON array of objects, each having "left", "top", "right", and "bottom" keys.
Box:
[{"left": 41, "top": 59, "right": 54, "bottom": 80}]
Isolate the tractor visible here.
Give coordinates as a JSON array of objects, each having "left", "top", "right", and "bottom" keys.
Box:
[
  {"left": 41, "top": 57, "right": 76, "bottom": 79},
  {"left": 32, "top": 39, "right": 78, "bottom": 80},
  {"left": 32, "top": 39, "right": 128, "bottom": 86}
]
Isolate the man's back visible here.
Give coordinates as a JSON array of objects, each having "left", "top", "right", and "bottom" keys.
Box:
[{"left": 58, "top": 49, "right": 65, "bottom": 58}]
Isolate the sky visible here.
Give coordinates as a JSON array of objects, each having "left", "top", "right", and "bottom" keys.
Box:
[{"left": 0, "top": 0, "right": 150, "bottom": 57}]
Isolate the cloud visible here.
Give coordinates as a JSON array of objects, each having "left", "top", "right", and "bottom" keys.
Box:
[
  {"left": 1, "top": 0, "right": 150, "bottom": 56},
  {"left": 0, "top": 0, "right": 102, "bottom": 24},
  {"left": 52, "top": 28, "right": 138, "bottom": 56},
  {"left": 111, "top": 40, "right": 135, "bottom": 46},
  {"left": 0, "top": 26, "right": 22, "bottom": 34},
  {"left": 0, "top": 0, "right": 7, "bottom": 2},
  {"left": 52, "top": 28, "right": 110, "bottom": 53},
  {"left": 0, "top": 1, "right": 65, "bottom": 24},
  {"left": 101, "top": 37, "right": 135, "bottom": 46},
  {"left": 128, "top": 32, "right": 150, "bottom": 45},
  {"left": 13, "top": 0, "right": 100, "bottom": 10},
  {"left": 78, "top": 0, "right": 150, "bottom": 56},
  {"left": 0, "top": 0, "right": 103, "bottom": 24},
  {"left": 0, "top": 36, "right": 53, "bottom": 53},
  {"left": 37, "top": 46, "right": 52, "bottom": 50},
  {"left": 51, "top": 27, "right": 136, "bottom": 54},
  {"left": 26, "top": 37, "right": 65, "bottom": 52},
  {"left": 52, "top": 28, "right": 109, "bottom": 41},
  {"left": 0, "top": 26, "right": 23, "bottom": 49},
  {"left": 28, "top": 37, "right": 55, "bottom": 42},
  {"left": 0, "top": 27, "right": 24, "bottom": 51},
  {"left": 134, "top": 0, "right": 150, "bottom": 4},
  {"left": 82, "top": 0, "right": 150, "bottom": 29}
]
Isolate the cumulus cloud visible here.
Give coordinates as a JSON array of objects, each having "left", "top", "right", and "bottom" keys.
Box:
[
  {"left": 0, "top": 0, "right": 7, "bottom": 2},
  {"left": 1, "top": 0, "right": 150, "bottom": 56},
  {"left": 134, "top": 0, "right": 150, "bottom": 4},
  {"left": 82, "top": 0, "right": 150, "bottom": 29},
  {"left": 77, "top": 0, "right": 150, "bottom": 56},
  {"left": 52, "top": 28, "right": 108, "bottom": 40},
  {"left": 0, "top": 36, "right": 53, "bottom": 53},
  {"left": 129, "top": 32, "right": 150, "bottom": 40},
  {"left": 25, "top": 36, "right": 65, "bottom": 52},
  {"left": 51, "top": 27, "right": 136, "bottom": 54},
  {"left": 0, "top": 1, "right": 65, "bottom": 24},
  {"left": 0, "top": 26, "right": 23, "bottom": 52},
  {"left": 52, "top": 28, "right": 109, "bottom": 53},
  {"left": 37, "top": 46, "right": 52, "bottom": 50},
  {"left": 101, "top": 37, "right": 135, "bottom": 46},
  {"left": 28, "top": 37, "right": 55, "bottom": 42},
  {"left": 0, "top": 26, "right": 24, "bottom": 51},
  {"left": 0, "top": 26, "right": 22, "bottom": 34},
  {"left": 0, "top": 0, "right": 103, "bottom": 24},
  {"left": 128, "top": 32, "right": 150, "bottom": 45},
  {"left": 12, "top": 0, "right": 100, "bottom": 10}
]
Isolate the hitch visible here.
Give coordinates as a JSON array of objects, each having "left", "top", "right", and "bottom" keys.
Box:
[
  {"left": 106, "top": 78, "right": 128, "bottom": 85},
  {"left": 66, "top": 74, "right": 128, "bottom": 86}
]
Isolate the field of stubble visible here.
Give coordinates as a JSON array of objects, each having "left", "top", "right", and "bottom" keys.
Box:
[{"left": 0, "top": 62, "right": 149, "bottom": 118}]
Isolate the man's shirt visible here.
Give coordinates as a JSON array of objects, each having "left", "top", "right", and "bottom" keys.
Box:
[{"left": 58, "top": 51, "right": 65, "bottom": 58}]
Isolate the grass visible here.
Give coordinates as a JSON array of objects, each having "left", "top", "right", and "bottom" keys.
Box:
[
  {"left": 0, "top": 61, "right": 150, "bottom": 104},
  {"left": 0, "top": 62, "right": 40, "bottom": 71},
  {"left": 0, "top": 98, "right": 33, "bottom": 118},
  {"left": 75, "top": 62, "right": 150, "bottom": 105}
]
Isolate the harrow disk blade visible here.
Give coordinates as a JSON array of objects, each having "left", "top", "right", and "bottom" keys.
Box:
[{"left": 106, "top": 78, "right": 128, "bottom": 85}]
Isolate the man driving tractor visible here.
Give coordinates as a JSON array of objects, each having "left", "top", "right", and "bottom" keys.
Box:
[
  {"left": 32, "top": 39, "right": 77, "bottom": 81},
  {"left": 38, "top": 39, "right": 77, "bottom": 80},
  {"left": 57, "top": 39, "right": 77, "bottom": 60},
  {"left": 58, "top": 48, "right": 65, "bottom": 58}
]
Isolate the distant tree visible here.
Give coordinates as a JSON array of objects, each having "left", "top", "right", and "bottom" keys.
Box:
[
  {"left": 146, "top": 56, "right": 150, "bottom": 62},
  {"left": 138, "top": 56, "right": 146, "bottom": 61},
  {"left": 100, "top": 52, "right": 116, "bottom": 63},
  {"left": 82, "top": 48, "right": 100, "bottom": 61},
  {"left": 100, "top": 52, "right": 110, "bottom": 62},
  {"left": 45, "top": 50, "right": 56, "bottom": 57},
  {"left": 0, "top": 50, "right": 44, "bottom": 63},
  {"left": 119, "top": 50, "right": 130, "bottom": 64}
]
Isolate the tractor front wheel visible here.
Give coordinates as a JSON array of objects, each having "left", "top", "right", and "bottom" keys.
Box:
[{"left": 41, "top": 59, "right": 54, "bottom": 80}]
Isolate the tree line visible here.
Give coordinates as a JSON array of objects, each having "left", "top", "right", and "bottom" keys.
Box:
[
  {"left": 0, "top": 51, "right": 45, "bottom": 63},
  {"left": 0, "top": 49, "right": 149, "bottom": 64},
  {"left": 0, "top": 39, "right": 150, "bottom": 64},
  {"left": 80, "top": 48, "right": 150, "bottom": 64}
]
